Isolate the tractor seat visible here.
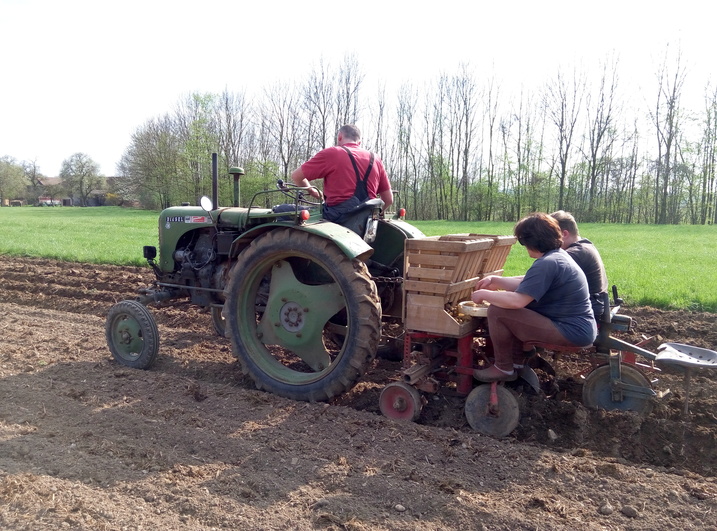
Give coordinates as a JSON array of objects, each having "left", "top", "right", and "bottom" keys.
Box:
[
  {"left": 655, "top": 342, "right": 717, "bottom": 369},
  {"left": 330, "top": 198, "right": 384, "bottom": 241},
  {"left": 523, "top": 340, "right": 594, "bottom": 354}
]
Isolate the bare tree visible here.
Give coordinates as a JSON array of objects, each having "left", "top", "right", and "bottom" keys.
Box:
[
  {"left": 335, "top": 53, "right": 364, "bottom": 129},
  {"left": 649, "top": 45, "right": 687, "bottom": 224},
  {"left": 368, "top": 82, "right": 389, "bottom": 156},
  {"left": 302, "top": 58, "right": 338, "bottom": 157},
  {"left": 699, "top": 83, "right": 717, "bottom": 224},
  {"left": 423, "top": 74, "right": 449, "bottom": 219},
  {"left": 543, "top": 67, "right": 586, "bottom": 210},
  {"left": 392, "top": 83, "right": 421, "bottom": 217},
  {"left": 22, "top": 159, "right": 44, "bottom": 203},
  {"left": 216, "top": 88, "right": 252, "bottom": 171},
  {"left": 481, "top": 75, "right": 501, "bottom": 221},
  {"left": 583, "top": 55, "right": 620, "bottom": 220},
  {"left": 451, "top": 64, "right": 479, "bottom": 221},
  {"left": 261, "top": 81, "right": 305, "bottom": 181},
  {"left": 505, "top": 87, "right": 547, "bottom": 218}
]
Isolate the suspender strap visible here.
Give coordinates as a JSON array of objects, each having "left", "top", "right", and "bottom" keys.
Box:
[{"left": 341, "top": 146, "right": 374, "bottom": 201}]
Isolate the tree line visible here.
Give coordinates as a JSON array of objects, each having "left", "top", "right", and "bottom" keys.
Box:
[
  {"left": 0, "top": 153, "right": 108, "bottom": 207},
  {"left": 3, "top": 48, "right": 716, "bottom": 224}
]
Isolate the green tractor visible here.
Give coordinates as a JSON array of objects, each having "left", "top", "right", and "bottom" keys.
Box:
[{"left": 106, "top": 155, "right": 423, "bottom": 401}]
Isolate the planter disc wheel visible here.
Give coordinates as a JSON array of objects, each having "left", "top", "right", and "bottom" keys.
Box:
[
  {"left": 224, "top": 229, "right": 382, "bottom": 402},
  {"left": 582, "top": 364, "right": 654, "bottom": 414},
  {"left": 211, "top": 305, "right": 226, "bottom": 337},
  {"left": 379, "top": 382, "right": 423, "bottom": 421},
  {"left": 464, "top": 384, "right": 520, "bottom": 438},
  {"left": 105, "top": 300, "right": 160, "bottom": 369}
]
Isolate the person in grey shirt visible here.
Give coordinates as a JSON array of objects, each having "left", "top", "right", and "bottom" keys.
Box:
[{"left": 472, "top": 213, "right": 597, "bottom": 382}]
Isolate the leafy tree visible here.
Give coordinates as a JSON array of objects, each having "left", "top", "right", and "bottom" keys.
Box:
[
  {"left": 43, "top": 180, "right": 66, "bottom": 206},
  {"left": 60, "top": 153, "right": 102, "bottom": 206},
  {"left": 0, "top": 156, "right": 27, "bottom": 204},
  {"left": 118, "top": 115, "right": 182, "bottom": 209},
  {"left": 175, "top": 93, "right": 219, "bottom": 202}
]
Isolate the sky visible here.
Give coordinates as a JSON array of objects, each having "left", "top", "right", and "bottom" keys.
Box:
[{"left": 1, "top": 0, "right": 713, "bottom": 176}]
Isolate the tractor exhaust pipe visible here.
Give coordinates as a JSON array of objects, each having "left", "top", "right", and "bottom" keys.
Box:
[{"left": 212, "top": 152, "right": 218, "bottom": 210}]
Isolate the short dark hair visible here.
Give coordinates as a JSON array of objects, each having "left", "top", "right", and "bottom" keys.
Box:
[
  {"left": 550, "top": 210, "right": 579, "bottom": 236},
  {"left": 514, "top": 212, "right": 563, "bottom": 253},
  {"left": 339, "top": 124, "right": 361, "bottom": 142}
]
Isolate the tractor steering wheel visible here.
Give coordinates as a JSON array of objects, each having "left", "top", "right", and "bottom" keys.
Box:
[{"left": 276, "top": 179, "right": 323, "bottom": 206}]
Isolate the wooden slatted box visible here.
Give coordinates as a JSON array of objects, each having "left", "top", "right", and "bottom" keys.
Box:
[
  {"left": 466, "top": 234, "right": 518, "bottom": 276},
  {"left": 403, "top": 234, "right": 496, "bottom": 336}
]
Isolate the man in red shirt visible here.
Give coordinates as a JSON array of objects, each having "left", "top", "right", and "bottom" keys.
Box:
[{"left": 291, "top": 124, "right": 393, "bottom": 222}]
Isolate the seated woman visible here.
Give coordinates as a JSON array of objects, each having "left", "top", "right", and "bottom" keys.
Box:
[{"left": 472, "top": 212, "right": 597, "bottom": 382}]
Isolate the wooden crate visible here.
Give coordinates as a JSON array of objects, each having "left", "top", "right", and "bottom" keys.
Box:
[
  {"left": 402, "top": 234, "right": 515, "bottom": 336},
  {"left": 467, "top": 234, "right": 518, "bottom": 276}
]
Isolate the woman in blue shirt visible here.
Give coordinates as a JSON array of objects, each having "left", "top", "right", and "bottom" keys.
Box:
[{"left": 472, "top": 213, "right": 597, "bottom": 382}]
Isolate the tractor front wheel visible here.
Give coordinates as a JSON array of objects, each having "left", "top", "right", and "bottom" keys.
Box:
[
  {"left": 224, "top": 229, "right": 381, "bottom": 402},
  {"left": 105, "top": 300, "right": 160, "bottom": 369}
]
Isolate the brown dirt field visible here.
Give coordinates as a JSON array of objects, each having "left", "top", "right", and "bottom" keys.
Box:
[{"left": 1, "top": 255, "right": 716, "bottom": 530}]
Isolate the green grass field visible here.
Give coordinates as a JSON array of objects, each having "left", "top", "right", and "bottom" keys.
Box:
[{"left": 1, "top": 207, "right": 715, "bottom": 312}]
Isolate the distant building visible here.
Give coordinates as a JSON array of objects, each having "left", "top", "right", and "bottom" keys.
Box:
[
  {"left": 37, "top": 197, "right": 63, "bottom": 206},
  {"left": 34, "top": 175, "right": 112, "bottom": 206}
]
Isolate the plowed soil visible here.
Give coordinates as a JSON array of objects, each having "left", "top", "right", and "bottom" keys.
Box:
[{"left": 1, "top": 256, "right": 716, "bottom": 530}]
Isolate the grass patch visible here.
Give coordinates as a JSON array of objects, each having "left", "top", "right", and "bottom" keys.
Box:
[
  {"left": 409, "top": 220, "right": 717, "bottom": 312},
  {"left": 0, "top": 206, "right": 159, "bottom": 266},
  {"left": 1, "top": 208, "right": 714, "bottom": 311}
]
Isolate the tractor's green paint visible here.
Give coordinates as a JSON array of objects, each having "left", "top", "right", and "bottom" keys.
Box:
[
  {"left": 157, "top": 203, "right": 380, "bottom": 273},
  {"left": 158, "top": 206, "right": 215, "bottom": 271},
  {"left": 371, "top": 219, "right": 425, "bottom": 267},
  {"left": 229, "top": 219, "right": 375, "bottom": 263}
]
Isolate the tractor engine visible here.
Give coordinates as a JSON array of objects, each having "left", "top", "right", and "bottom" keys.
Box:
[{"left": 170, "top": 229, "right": 229, "bottom": 307}]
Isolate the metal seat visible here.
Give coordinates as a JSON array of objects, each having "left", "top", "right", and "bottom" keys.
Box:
[{"left": 655, "top": 342, "right": 717, "bottom": 369}]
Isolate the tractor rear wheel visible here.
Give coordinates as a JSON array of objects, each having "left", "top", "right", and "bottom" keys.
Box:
[
  {"left": 224, "top": 229, "right": 381, "bottom": 402},
  {"left": 105, "top": 300, "right": 159, "bottom": 369}
]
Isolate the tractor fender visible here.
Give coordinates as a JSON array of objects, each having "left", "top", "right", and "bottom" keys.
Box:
[
  {"left": 229, "top": 222, "right": 375, "bottom": 262},
  {"left": 381, "top": 218, "right": 426, "bottom": 239}
]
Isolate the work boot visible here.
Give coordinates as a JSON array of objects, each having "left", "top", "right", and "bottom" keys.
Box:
[{"left": 473, "top": 365, "right": 517, "bottom": 382}]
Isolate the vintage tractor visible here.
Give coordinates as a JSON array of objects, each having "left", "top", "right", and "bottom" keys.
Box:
[
  {"left": 106, "top": 154, "right": 423, "bottom": 401},
  {"left": 106, "top": 155, "right": 717, "bottom": 437}
]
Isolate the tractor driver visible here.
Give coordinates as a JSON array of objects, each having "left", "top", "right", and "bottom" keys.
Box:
[{"left": 291, "top": 124, "right": 393, "bottom": 223}]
